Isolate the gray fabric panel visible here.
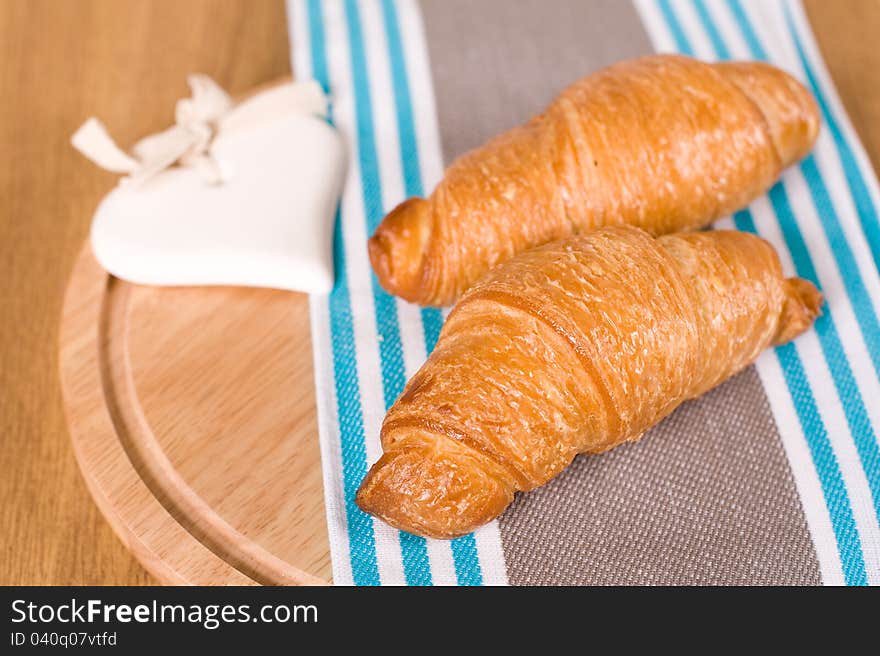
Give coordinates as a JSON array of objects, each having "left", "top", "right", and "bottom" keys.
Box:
[
  {"left": 418, "top": 0, "right": 821, "bottom": 585},
  {"left": 498, "top": 367, "right": 821, "bottom": 585},
  {"left": 420, "top": 0, "right": 656, "bottom": 160}
]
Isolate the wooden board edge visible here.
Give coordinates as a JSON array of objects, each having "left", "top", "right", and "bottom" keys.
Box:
[{"left": 58, "top": 242, "right": 326, "bottom": 585}]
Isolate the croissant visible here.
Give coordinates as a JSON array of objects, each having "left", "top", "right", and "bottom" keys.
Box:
[
  {"left": 356, "top": 226, "right": 822, "bottom": 539},
  {"left": 368, "top": 54, "right": 819, "bottom": 306}
]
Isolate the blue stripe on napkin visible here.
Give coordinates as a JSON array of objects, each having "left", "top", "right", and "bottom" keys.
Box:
[
  {"left": 376, "top": 0, "right": 485, "bottom": 583},
  {"left": 306, "top": 0, "right": 381, "bottom": 586}
]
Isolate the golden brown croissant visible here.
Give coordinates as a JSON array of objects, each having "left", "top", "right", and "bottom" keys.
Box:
[
  {"left": 369, "top": 54, "right": 819, "bottom": 306},
  {"left": 356, "top": 226, "right": 822, "bottom": 539}
]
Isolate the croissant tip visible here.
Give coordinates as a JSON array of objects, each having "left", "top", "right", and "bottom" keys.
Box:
[
  {"left": 775, "top": 277, "right": 823, "bottom": 345},
  {"left": 356, "top": 442, "right": 516, "bottom": 540},
  {"left": 714, "top": 60, "right": 820, "bottom": 168},
  {"left": 368, "top": 197, "right": 433, "bottom": 304},
  {"left": 355, "top": 451, "right": 466, "bottom": 540},
  {"left": 353, "top": 483, "right": 375, "bottom": 517},
  {"left": 366, "top": 231, "right": 393, "bottom": 286},
  {"left": 779, "top": 70, "right": 821, "bottom": 165}
]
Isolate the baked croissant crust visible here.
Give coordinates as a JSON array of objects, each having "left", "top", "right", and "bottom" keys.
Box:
[
  {"left": 356, "top": 226, "right": 822, "bottom": 539},
  {"left": 369, "top": 54, "right": 819, "bottom": 306}
]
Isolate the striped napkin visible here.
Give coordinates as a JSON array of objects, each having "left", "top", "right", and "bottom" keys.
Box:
[{"left": 288, "top": 0, "right": 880, "bottom": 585}]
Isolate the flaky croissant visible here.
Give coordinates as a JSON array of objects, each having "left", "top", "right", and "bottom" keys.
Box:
[
  {"left": 356, "top": 226, "right": 822, "bottom": 539},
  {"left": 369, "top": 54, "right": 819, "bottom": 306}
]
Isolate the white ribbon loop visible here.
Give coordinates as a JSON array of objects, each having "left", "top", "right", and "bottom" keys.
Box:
[
  {"left": 70, "top": 118, "right": 141, "bottom": 174},
  {"left": 71, "top": 74, "right": 327, "bottom": 188}
]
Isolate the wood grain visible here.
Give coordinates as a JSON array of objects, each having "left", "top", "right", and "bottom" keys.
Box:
[
  {"left": 2, "top": 0, "right": 880, "bottom": 585},
  {"left": 804, "top": 0, "right": 880, "bottom": 175},
  {"left": 0, "top": 0, "right": 291, "bottom": 585},
  {"left": 60, "top": 245, "right": 329, "bottom": 584}
]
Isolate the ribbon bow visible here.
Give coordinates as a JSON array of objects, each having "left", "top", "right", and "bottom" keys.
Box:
[
  {"left": 71, "top": 75, "right": 328, "bottom": 188},
  {"left": 72, "top": 75, "right": 234, "bottom": 187}
]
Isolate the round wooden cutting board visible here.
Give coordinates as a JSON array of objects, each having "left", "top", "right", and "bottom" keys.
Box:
[{"left": 59, "top": 244, "right": 332, "bottom": 585}]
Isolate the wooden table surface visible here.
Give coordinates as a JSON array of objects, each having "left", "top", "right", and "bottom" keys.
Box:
[{"left": 1, "top": 0, "right": 879, "bottom": 585}]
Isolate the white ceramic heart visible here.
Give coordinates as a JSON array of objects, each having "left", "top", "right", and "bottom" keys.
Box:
[{"left": 89, "top": 87, "right": 345, "bottom": 294}]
